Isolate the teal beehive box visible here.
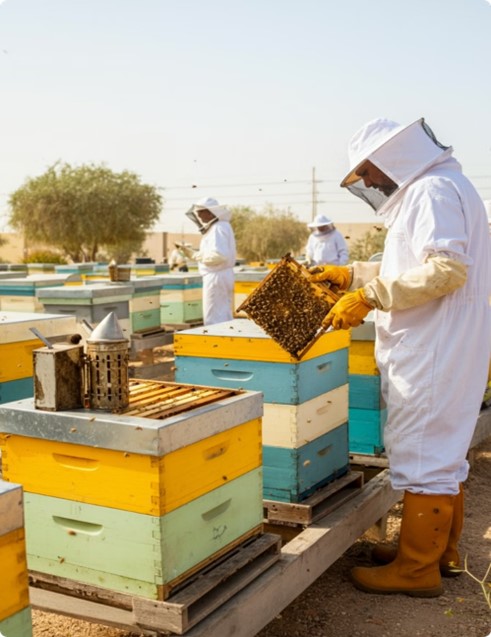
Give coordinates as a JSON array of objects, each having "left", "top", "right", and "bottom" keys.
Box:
[
  {"left": 348, "top": 313, "right": 386, "bottom": 455},
  {"left": 175, "top": 318, "right": 351, "bottom": 502}
]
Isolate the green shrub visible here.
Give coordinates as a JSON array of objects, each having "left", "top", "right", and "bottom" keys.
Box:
[{"left": 23, "top": 250, "right": 68, "bottom": 264}]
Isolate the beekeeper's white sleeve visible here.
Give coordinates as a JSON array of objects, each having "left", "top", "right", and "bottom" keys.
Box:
[
  {"left": 195, "top": 250, "right": 228, "bottom": 267},
  {"left": 362, "top": 255, "right": 467, "bottom": 311}
]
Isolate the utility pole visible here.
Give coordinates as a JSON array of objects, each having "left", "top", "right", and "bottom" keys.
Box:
[{"left": 311, "top": 166, "right": 318, "bottom": 222}]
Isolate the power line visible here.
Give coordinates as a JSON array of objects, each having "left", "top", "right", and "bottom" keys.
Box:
[
  {"left": 158, "top": 173, "right": 491, "bottom": 192},
  {"left": 158, "top": 179, "right": 327, "bottom": 190}
]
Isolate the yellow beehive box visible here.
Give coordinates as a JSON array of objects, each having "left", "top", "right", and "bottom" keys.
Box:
[
  {"left": 348, "top": 314, "right": 378, "bottom": 375},
  {"left": 0, "top": 417, "right": 261, "bottom": 516},
  {"left": 174, "top": 318, "right": 350, "bottom": 364},
  {"left": 0, "top": 312, "right": 79, "bottom": 383},
  {"left": 348, "top": 340, "right": 379, "bottom": 375},
  {"left": 0, "top": 481, "right": 30, "bottom": 623},
  {"left": 0, "top": 380, "right": 263, "bottom": 517}
]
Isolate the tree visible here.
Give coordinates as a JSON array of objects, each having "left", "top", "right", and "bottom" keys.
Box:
[
  {"left": 8, "top": 163, "right": 163, "bottom": 262},
  {"left": 0, "top": 235, "right": 7, "bottom": 262},
  {"left": 349, "top": 226, "right": 387, "bottom": 262},
  {"left": 231, "top": 205, "right": 309, "bottom": 262}
]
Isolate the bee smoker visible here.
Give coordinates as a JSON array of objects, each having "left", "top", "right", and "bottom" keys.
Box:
[{"left": 84, "top": 311, "right": 130, "bottom": 412}]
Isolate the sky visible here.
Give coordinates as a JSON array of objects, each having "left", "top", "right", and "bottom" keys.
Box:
[{"left": 0, "top": 0, "right": 491, "bottom": 235}]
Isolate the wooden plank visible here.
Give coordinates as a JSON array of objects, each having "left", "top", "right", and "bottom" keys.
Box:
[
  {"left": 29, "top": 571, "right": 134, "bottom": 609},
  {"left": 263, "top": 471, "right": 364, "bottom": 525},
  {"left": 29, "top": 588, "right": 157, "bottom": 635},
  {"left": 349, "top": 453, "right": 389, "bottom": 468}
]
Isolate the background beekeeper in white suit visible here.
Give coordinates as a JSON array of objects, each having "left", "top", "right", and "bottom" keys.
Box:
[
  {"left": 305, "top": 213, "right": 349, "bottom": 266},
  {"left": 184, "top": 196, "right": 236, "bottom": 325},
  {"left": 310, "top": 117, "right": 491, "bottom": 598}
]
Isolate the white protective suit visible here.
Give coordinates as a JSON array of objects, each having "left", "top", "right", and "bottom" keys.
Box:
[
  {"left": 306, "top": 214, "right": 349, "bottom": 266},
  {"left": 187, "top": 197, "right": 236, "bottom": 325},
  {"left": 343, "top": 118, "right": 491, "bottom": 495}
]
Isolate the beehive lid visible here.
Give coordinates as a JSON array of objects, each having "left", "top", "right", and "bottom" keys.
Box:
[
  {"left": 0, "top": 379, "right": 260, "bottom": 455},
  {"left": 236, "top": 254, "right": 339, "bottom": 360}
]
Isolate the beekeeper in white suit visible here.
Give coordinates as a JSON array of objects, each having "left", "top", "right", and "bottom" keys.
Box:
[
  {"left": 310, "top": 117, "right": 491, "bottom": 598},
  {"left": 184, "top": 196, "right": 236, "bottom": 325},
  {"left": 305, "top": 214, "right": 349, "bottom": 266}
]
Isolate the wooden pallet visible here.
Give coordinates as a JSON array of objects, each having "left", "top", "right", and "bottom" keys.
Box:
[
  {"left": 132, "top": 532, "right": 281, "bottom": 634},
  {"left": 29, "top": 532, "right": 281, "bottom": 635},
  {"left": 349, "top": 453, "right": 389, "bottom": 469},
  {"left": 263, "top": 471, "right": 364, "bottom": 526}
]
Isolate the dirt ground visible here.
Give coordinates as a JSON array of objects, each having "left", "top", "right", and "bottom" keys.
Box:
[{"left": 32, "top": 436, "right": 491, "bottom": 637}]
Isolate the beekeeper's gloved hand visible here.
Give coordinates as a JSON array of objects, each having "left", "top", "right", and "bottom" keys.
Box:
[
  {"left": 308, "top": 265, "right": 352, "bottom": 290},
  {"left": 324, "top": 288, "right": 374, "bottom": 330}
]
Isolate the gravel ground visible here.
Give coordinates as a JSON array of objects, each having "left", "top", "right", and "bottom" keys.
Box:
[{"left": 32, "top": 437, "right": 491, "bottom": 637}]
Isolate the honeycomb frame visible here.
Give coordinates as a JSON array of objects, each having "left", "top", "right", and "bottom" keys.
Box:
[{"left": 236, "top": 254, "right": 339, "bottom": 359}]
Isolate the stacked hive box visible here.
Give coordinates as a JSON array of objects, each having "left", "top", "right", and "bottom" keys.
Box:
[
  {"left": 0, "top": 275, "right": 68, "bottom": 312},
  {"left": 0, "top": 271, "right": 27, "bottom": 280},
  {"left": 348, "top": 312, "right": 387, "bottom": 455},
  {"left": 0, "top": 264, "right": 28, "bottom": 274},
  {"left": 160, "top": 273, "right": 203, "bottom": 326},
  {"left": 54, "top": 263, "right": 98, "bottom": 275},
  {"left": 0, "top": 312, "right": 79, "bottom": 404},
  {"left": 0, "top": 481, "right": 33, "bottom": 637},
  {"left": 74, "top": 278, "right": 164, "bottom": 334},
  {"left": 126, "top": 277, "right": 164, "bottom": 334},
  {"left": 174, "top": 319, "right": 350, "bottom": 503},
  {"left": 233, "top": 269, "right": 268, "bottom": 317},
  {"left": 36, "top": 283, "right": 133, "bottom": 339},
  {"left": 131, "top": 263, "right": 169, "bottom": 277},
  {"left": 0, "top": 380, "right": 263, "bottom": 600},
  {"left": 26, "top": 263, "right": 56, "bottom": 275}
]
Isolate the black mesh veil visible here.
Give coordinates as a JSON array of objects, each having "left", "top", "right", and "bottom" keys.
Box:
[
  {"left": 185, "top": 207, "right": 218, "bottom": 234},
  {"left": 421, "top": 121, "right": 450, "bottom": 151},
  {"left": 345, "top": 183, "right": 389, "bottom": 213},
  {"left": 343, "top": 120, "right": 450, "bottom": 213}
]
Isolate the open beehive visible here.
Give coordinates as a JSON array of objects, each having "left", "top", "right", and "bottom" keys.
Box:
[
  {"left": 123, "top": 378, "right": 242, "bottom": 419},
  {"left": 236, "top": 254, "right": 339, "bottom": 360}
]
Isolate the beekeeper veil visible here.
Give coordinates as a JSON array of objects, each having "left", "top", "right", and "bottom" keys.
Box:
[
  {"left": 340, "top": 118, "right": 452, "bottom": 216},
  {"left": 186, "top": 196, "right": 231, "bottom": 234}
]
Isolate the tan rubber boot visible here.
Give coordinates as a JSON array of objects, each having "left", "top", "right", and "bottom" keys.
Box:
[
  {"left": 439, "top": 483, "right": 463, "bottom": 576},
  {"left": 371, "top": 485, "right": 463, "bottom": 577},
  {"left": 351, "top": 491, "right": 454, "bottom": 597}
]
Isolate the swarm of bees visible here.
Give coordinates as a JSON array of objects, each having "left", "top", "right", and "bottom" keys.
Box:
[{"left": 237, "top": 255, "right": 338, "bottom": 359}]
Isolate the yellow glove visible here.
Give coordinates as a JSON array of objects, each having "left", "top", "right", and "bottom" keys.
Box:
[
  {"left": 324, "top": 288, "right": 374, "bottom": 330},
  {"left": 308, "top": 265, "right": 352, "bottom": 290}
]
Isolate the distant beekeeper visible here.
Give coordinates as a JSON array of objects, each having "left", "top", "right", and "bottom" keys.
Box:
[
  {"left": 305, "top": 213, "right": 349, "bottom": 266},
  {"left": 310, "top": 117, "right": 491, "bottom": 597},
  {"left": 184, "top": 196, "right": 236, "bottom": 325}
]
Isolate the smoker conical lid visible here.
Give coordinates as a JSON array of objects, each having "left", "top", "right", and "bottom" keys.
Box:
[{"left": 87, "top": 312, "right": 127, "bottom": 342}]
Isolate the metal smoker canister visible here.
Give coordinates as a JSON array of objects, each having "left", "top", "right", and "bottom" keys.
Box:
[{"left": 85, "top": 311, "right": 129, "bottom": 412}]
